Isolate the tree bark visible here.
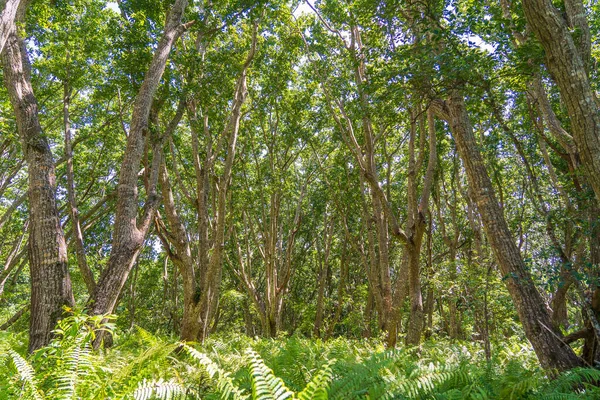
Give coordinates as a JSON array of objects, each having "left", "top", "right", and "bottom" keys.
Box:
[
  {"left": 88, "top": 0, "right": 191, "bottom": 331},
  {"left": 434, "top": 94, "right": 583, "bottom": 371},
  {"left": 522, "top": 0, "right": 600, "bottom": 200},
  {"left": 0, "top": 0, "right": 20, "bottom": 54},
  {"left": 1, "top": 4, "right": 74, "bottom": 352}
]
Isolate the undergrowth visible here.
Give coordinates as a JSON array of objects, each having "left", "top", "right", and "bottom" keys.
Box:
[{"left": 0, "top": 313, "right": 598, "bottom": 399}]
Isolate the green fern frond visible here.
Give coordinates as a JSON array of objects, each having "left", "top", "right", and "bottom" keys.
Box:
[
  {"left": 135, "top": 327, "right": 163, "bottom": 347},
  {"left": 52, "top": 335, "right": 94, "bottom": 400},
  {"left": 8, "top": 349, "right": 43, "bottom": 400},
  {"left": 183, "top": 343, "right": 249, "bottom": 400},
  {"left": 247, "top": 349, "right": 294, "bottom": 400},
  {"left": 296, "top": 359, "right": 335, "bottom": 400},
  {"left": 111, "top": 342, "right": 180, "bottom": 385},
  {"left": 132, "top": 378, "right": 186, "bottom": 400}
]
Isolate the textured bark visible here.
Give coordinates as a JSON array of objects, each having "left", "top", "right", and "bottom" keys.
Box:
[
  {"left": 435, "top": 94, "right": 583, "bottom": 371},
  {"left": 1, "top": 6, "right": 74, "bottom": 352},
  {"left": 0, "top": 0, "right": 20, "bottom": 53},
  {"left": 522, "top": 0, "right": 600, "bottom": 200},
  {"left": 88, "top": 0, "right": 190, "bottom": 327}
]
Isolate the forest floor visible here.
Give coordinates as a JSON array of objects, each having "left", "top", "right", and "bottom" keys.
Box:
[{"left": 1, "top": 313, "right": 599, "bottom": 399}]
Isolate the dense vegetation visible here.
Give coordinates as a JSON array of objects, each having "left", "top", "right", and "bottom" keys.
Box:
[{"left": 1, "top": 0, "right": 599, "bottom": 398}]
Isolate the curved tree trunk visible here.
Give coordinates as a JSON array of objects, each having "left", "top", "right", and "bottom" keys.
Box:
[
  {"left": 88, "top": 0, "right": 191, "bottom": 337},
  {"left": 434, "top": 94, "right": 583, "bottom": 371}
]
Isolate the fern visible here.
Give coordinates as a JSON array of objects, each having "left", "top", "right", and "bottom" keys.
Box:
[
  {"left": 184, "top": 343, "right": 250, "bottom": 400},
  {"left": 296, "top": 359, "right": 335, "bottom": 400},
  {"left": 132, "top": 379, "right": 187, "bottom": 400},
  {"left": 109, "top": 341, "right": 180, "bottom": 389},
  {"left": 7, "top": 349, "right": 44, "bottom": 400},
  {"left": 1, "top": 325, "right": 597, "bottom": 400},
  {"left": 52, "top": 335, "right": 94, "bottom": 400},
  {"left": 247, "top": 349, "right": 294, "bottom": 400}
]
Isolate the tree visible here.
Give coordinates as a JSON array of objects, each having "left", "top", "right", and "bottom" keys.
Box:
[
  {"left": 87, "top": 0, "right": 192, "bottom": 341},
  {"left": 1, "top": 0, "right": 74, "bottom": 352},
  {"left": 522, "top": 0, "right": 600, "bottom": 201}
]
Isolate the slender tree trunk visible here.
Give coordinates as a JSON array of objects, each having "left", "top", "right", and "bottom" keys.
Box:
[
  {"left": 196, "top": 27, "right": 257, "bottom": 341},
  {"left": 313, "top": 261, "right": 327, "bottom": 338},
  {"left": 1, "top": 5, "right": 74, "bottom": 352},
  {"left": 435, "top": 94, "right": 583, "bottom": 371},
  {"left": 314, "top": 215, "right": 333, "bottom": 337},
  {"left": 63, "top": 81, "right": 95, "bottom": 294},
  {"left": 363, "top": 290, "right": 374, "bottom": 338},
  {"left": 159, "top": 26, "right": 257, "bottom": 341},
  {"left": 0, "top": 304, "right": 28, "bottom": 331},
  {"left": 326, "top": 239, "right": 348, "bottom": 339}
]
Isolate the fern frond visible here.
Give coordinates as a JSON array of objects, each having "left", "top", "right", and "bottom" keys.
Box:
[
  {"left": 247, "top": 349, "right": 294, "bottom": 400},
  {"left": 132, "top": 378, "right": 186, "bottom": 400},
  {"left": 53, "top": 334, "right": 94, "bottom": 400},
  {"left": 111, "top": 342, "right": 180, "bottom": 385},
  {"left": 296, "top": 359, "right": 335, "bottom": 400},
  {"left": 8, "top": 349, "right": 43, "bottom": 400},
  {"left": 183, "top": 343, "right": 249, "bottom": 400}
]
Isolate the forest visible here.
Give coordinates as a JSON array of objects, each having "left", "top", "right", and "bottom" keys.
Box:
[{"left": 1, "top": 0, "right": 600, "bottom": 398}]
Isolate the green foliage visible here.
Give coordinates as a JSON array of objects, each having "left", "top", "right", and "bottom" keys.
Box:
[{"left": 2, "top": 320, "right": 599, "bottom": 399}]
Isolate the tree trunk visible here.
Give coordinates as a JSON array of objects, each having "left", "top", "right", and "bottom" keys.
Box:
[
  {"left": 436, "top": 94, "right": 583, "bottom": 371},
  {"left": 1, "top": 5, "right": 74, "bottom": 352},
  {"left": 405, "top": 242, "right": 424, "bottom": 345},
  {"left": 313, "top": 260, "right": 327, "bottom": 338},
  {"left": 0, "top": 304, "right": 28, "bottom": 331},
  {"left": 159, "top": 25, "right": 257, "bottom": 341},
  {"left": 88, "top": 0, "right": 190, "bottom": 332},
  {"left": 522, "top": 0, "right": 600, "bottom": 200},
  {"left": 63, "top": 81, "right": 95, "bottom": 294},
  {"left": 0, "top": 0, "right": 20, "bottom": 54}
]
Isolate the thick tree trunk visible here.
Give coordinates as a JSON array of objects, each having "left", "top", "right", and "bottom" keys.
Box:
[
  {"left": 88, "top": 0, "right": 190, "bottom": 329},
  {"left": 1, "top": 7, "right": 74, "bottom": 352},
  {"left": 522, "top": 0, "right": 600, "bottom": 200},
  {"left": 436, "top": 94, "right": 583, "bottom": 371}
]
